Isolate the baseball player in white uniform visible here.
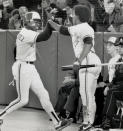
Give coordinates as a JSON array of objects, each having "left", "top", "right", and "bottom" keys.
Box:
[
  {"left": 48, "top": 4, "right": 101, "bottom": 131},
  {"left": 0, "top": 11, "right": 72, "bottom": 131}
]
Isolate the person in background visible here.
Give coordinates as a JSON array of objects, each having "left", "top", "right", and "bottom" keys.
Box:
[
  {"left": 0, "top": 5, "right": 13, "bottom": 29},
  {"left": 100, "top": 36, "right": 123, "bottom": 130},
  {"left": 105, "top": 36, "right": 120, "bottom": 84},
  {"left": 94, "top": 74, "right": 106, "bottom": 126},
  {"left": 8, "top": 9, "right": 21, "bottom": 29},
  {"left": 55, "top": 69, "right": 80, "bottom": 123},
  {"left": 87, "top": 0, "right": 110, "bottom": 32},
  {"left": 104, "top": 0, "right": 123, "bottom": 32},
  {"left": 103, "top": 36, "right": 120, "bottom": 98},
  {"left": 19, "top": 6, "right": 28, "bottom": 28}
]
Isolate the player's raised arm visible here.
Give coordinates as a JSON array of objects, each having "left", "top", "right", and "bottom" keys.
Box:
[
  {"left": 48, "top": 19, "right": 70, "bottom": 36},
  {"left": 22, "top": 11, "right": 54, "bottom": 43},
  {"left": 36, "top": 22, "right": 53, "bottom": 42}
]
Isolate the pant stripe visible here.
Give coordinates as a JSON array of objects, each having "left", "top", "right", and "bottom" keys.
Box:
[
  {"left": 85, "top": 56, "right": 88, "bottom": 106},
  {"left": 0, "top": 111, "right": 6, "bottom": 117},
  {"left": 5, "top": 64, "right": 22, "bottom": 112},
  {"left": 51, "top": 111, "right": 60, "bottom": 123}
]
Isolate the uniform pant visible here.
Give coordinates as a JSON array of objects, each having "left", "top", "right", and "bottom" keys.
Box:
[
  {"left": 79, "top": 52, "right": 101, "bottom": 124},
  {"left": 0, "top": 60, "right": 60, "bottom": 125}
]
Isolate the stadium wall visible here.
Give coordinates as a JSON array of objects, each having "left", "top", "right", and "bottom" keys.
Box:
[{"left": 0, "top": 31, "right": 122, "bottom": 109}]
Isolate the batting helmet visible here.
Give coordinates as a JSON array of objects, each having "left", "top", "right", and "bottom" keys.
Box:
[
  {"left": 115, "top": 37, "right": 123, "bottom": 46},
  {"left": 74, "top": 4, "right": 91, "bottom": 23},
  {"left": 24, "top": 11, "right": 41, "bottom": 30},
  {"left": 24, "top": 11, "right": 41, "bottom": 22}
]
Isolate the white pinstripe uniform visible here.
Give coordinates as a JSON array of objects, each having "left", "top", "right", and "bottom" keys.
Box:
[{"left": 68, "top": 23, "right": 102, "bottom": 124}]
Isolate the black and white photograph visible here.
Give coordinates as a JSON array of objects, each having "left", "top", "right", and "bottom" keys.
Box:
[{"left": 0, "top": 0, "right": 123, "bottom": 131}]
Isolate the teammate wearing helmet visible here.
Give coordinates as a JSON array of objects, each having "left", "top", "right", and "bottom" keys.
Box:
[
  {"left": 48, "top": 4, "right": 101, "bottom": 131},
  {"left": 0, "top": 11, "right": 72, "bottom": 131}
]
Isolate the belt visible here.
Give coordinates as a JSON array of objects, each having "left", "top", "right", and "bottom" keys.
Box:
[{"left": 26, "top": 61, "right": 34, "bottom": 64}]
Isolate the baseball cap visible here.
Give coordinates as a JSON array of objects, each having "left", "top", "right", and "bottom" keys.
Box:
[
  {"left": 114, "top": 37, "right": 123, "bottom": 46},
  {"left": 105, "top": 37, "right": 117, "bottom": 45}
]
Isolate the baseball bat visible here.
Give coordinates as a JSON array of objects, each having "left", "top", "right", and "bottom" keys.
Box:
[{"left": 61, "top": 62, "right": 123, "bottom": 71}]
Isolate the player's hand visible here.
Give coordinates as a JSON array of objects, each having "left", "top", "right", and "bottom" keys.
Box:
[
  {"left": 48, "top": 19, "right": 61, "bottom": 31},
  {"left": 104, "top": 86, "right": 109, "bottom": 96},
  {"left": 48, "top": 19, "right": 55, "bottom": 28},
  {"left": 48, "top": 19, "right": 53, "bottom": 23},
  {"left": 73, "top": 61, "right": 80, "bottom": 75},
  {"left": 98, "top": 82, "right": 106, "bottom": 87},
  {"left": 50, "top": 8, "right": 58, "bottom": 14}
]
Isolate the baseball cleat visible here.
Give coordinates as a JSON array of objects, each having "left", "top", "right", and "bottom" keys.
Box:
[
  {"left": 55, "top": 118, "right": 73, "bottom": 131},
  {"left": 78, "top": 122, "right": 93, "bottom": 131}
]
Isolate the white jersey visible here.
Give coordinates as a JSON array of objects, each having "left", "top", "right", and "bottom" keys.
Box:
[
  {"left": 108, "top": 54, "right": 120, "bottom": 82},
  {"left": 68, "top": 22, "right": 95, "bottom": 58},
  {"left": 16, "top": 27, "right": 39, "bottom": 62}
]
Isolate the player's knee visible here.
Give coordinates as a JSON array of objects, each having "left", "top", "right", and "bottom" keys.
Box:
[{"left": 20, "top": 98, "right": 29, "bottom": 106}]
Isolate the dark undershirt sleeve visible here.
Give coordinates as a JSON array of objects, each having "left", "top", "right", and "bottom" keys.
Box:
[
  {"left": 59, "top": 25, "right": 70, "bottom": 36},
  {"left": 36, "top": 22, "right": 53, "bottom": 42},
  {"left": 83, "top": 36, "right": 93, "bottom": 44}
]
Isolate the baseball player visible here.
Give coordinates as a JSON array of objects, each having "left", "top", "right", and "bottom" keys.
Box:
[
  {"left": 0, "top": 11, "right": 72, "bottom": 131},
  {"left": 48, "top": 4, "right": 101, "bottom": 131}
]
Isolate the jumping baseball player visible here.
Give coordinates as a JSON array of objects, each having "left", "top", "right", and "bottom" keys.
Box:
[
  {"left": 0, "top": 11, "right": 72, "bottom": 131},
  {"left": 48, "top": 4, "right": 101, "bottom": 131}
]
